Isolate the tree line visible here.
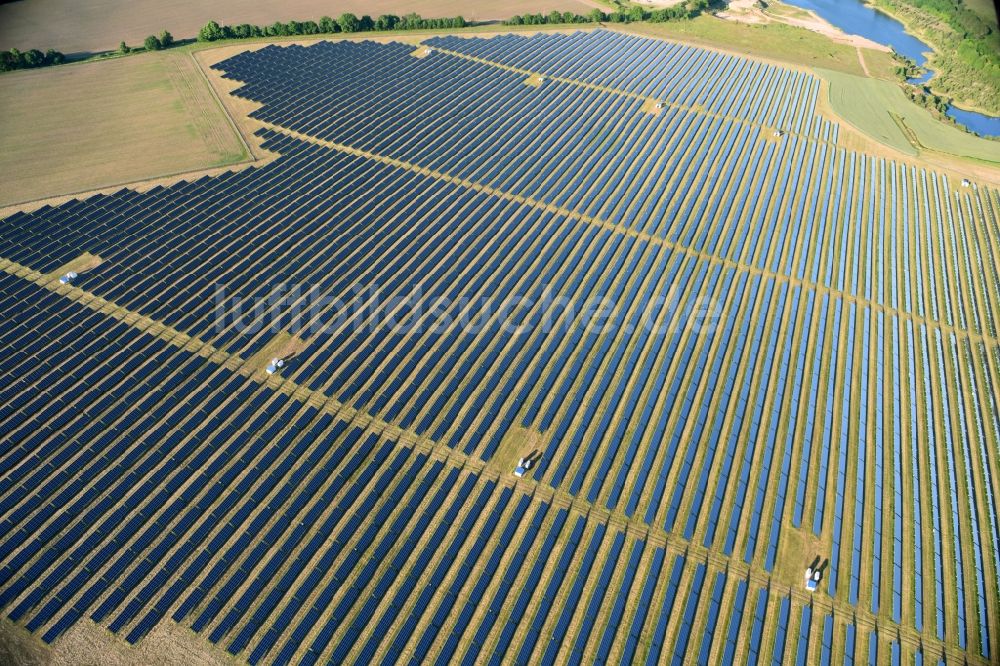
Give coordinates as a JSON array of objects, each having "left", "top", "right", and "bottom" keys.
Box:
[
  {"left": 0, "top": 30, "right": 172, "bottom": 71},
  {"left": 504, "top": 1, "right": 712, "bottom": 26},
  {"left": 197, "top": 13, "right": 468, "bottom": 42},
  {"left": 0, "top": 3, "right": 713, "bottom": 76},
  {"left": 0, "top": 48, "right": 65, "bottom": 72}
]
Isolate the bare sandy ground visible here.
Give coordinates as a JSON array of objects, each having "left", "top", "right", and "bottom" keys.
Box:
[
  {"left": 1, "top": 577, "right": 235, "bottom": 664},
  {"left": 0, "top": 0, "right": 601, "bottom": 54},
  {"left": 716, "top": 0, "right": 891, "bottom": 52}
]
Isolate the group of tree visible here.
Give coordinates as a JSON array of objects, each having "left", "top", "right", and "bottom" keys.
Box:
[
  {"left": 904, "top": 86, "right": 950, "bottom": 115},
  {"left": 0, "top": 47, "right": 65, "bottom": 72},
  {"left": 144, "top": 30, "right": 174, "bottom": 51},
  {"left": 117, "top": 30, "right": 174, "bottom": 55},
  {"left": 874, "top": 0, "right": 1000, "bottom": 115},
  {"left": 896, "top": 53, "right": 968, "bottom": 130},
  {"left": 891, "top": 52, "right": 927, "bottom": 82},
  {"left": 197, "top": 13, "right": 468, "bottom": 42},
  {"left": 504, "top": 0, "right": 711, "bottom": 26}
]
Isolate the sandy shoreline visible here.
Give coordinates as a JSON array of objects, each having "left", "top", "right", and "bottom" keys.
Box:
[{"left": 716, "top": 0, "right": 891, "bottom": 53}]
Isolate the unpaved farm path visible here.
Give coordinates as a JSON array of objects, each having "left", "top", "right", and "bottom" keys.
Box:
[{"left": 856, "top": 46, "right": 871, "bottom": 76}]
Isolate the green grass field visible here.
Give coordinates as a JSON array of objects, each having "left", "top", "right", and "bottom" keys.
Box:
[
  {"left": 817, "top": 67, "right": 1000, "bottom": 164},
  {"left": 621, "top": 15, "right": 897, "bottom": 79},
  {"left": 962, "top": 0, "right": 998, "bottom": 21}
]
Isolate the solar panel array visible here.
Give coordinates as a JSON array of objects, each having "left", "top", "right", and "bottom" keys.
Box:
[{"left": 1, "top": 28, "right": 998, "bottom": 664}]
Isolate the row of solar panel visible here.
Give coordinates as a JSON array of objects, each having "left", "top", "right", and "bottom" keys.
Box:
[
  {"left": 0, "top": 269, "right": 975, "bottom": 663},
  {"left": 2, "top": 44, "right": 996, "bottom": 536},
  {"left": 3, "top": 120, "right": 996, "bottom": 652},
  {"left": 2, "top": 34, "right": 998, "bottom": 661},
  {"left": 212, "top": 38, "right": 1000, "bottom": 340},
  {"left": 425, "top": 30, "right": 828, "bottom": 138},
  {"left": 516, "top": 250, "right": 997, "bottom": 654},
  {"left": 3, "top": 40, "right": 992, "bottom": 378}
]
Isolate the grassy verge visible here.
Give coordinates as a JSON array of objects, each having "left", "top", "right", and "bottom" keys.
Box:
[{"left": 617, "top": 15, "right": 889, "bottom": 78}]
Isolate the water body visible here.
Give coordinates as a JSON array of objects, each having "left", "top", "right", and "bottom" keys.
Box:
[
  {"left": 783, "top": 0, "right": 931, "bottom": 63},
  {"left": 945, "top": 105, "right": 1000, "bottom": 138},
  {"left": 784, "top": 0, "right": 1000, "bottom": 137}
]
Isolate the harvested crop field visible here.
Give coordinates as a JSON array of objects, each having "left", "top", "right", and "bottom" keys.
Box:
[
  {"left": 0, "top": 0, "right": 602, "bottom": 54},
  {"left": 1, "top": 27, "right": 999, "bottom": 666},
  {"left": 0, "top": 51, "right": 247, "bottom": 209}
]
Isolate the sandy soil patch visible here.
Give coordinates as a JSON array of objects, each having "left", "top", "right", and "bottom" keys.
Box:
[
  {"left": 50, "top": 619, "right": 234, "bottom": 666},
  {"left": 641, "top": 97, "right": 668, "bottom": 115},
  {"left": 716, "top": 0, "right": 891, "bottom": 52},
  {"left": 0, "top": 617, "right": 237, "bottom": 666},
  {"left": 0, "top": 619, "right": 50, "bottom": 666},
  {"left": 49, "top": 253, "right": 104, "bottom": 281},
  {"left": 245, "top": 331, "right": 310, "bottom": 375}
]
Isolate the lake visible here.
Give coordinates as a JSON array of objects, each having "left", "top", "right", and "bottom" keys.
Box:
[
  {"left": 945, "top": 106, "right": 1000, "bottom": 138},
  {"left": 783, "top": 0, "right": 1000, "bottom": 137},
  {"left": 783, "top": 0, "right": 931, "bottom": 63}
]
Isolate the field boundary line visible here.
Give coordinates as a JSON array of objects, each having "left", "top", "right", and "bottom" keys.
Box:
[
  {"left": 0, "top": 158, "right": 261, "bottom": 219},
  {"left": 187, "top": 50, "right": 258, "bottom": 163}
]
